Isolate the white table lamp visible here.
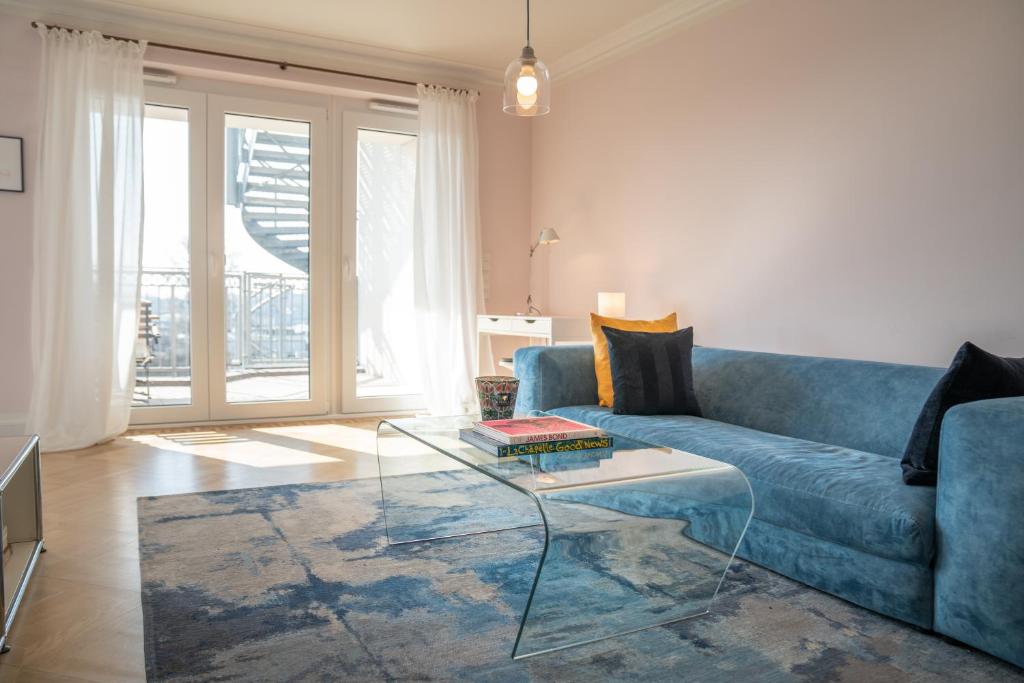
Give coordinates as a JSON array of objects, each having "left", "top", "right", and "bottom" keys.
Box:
[{"left": 597, "top": 292, "right": 626, "bottom": 318}]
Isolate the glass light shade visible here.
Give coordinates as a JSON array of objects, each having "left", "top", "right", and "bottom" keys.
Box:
[
  {"left": 538, "top": 228, "right": 560, "bottom": 245},
  {"left": 598, "top": 292, "right": 626, "bottom": 318},
  {"left": 504, "top": 46, "right": 550, "bottom": 116}
]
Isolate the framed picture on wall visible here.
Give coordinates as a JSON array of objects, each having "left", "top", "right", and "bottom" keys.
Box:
[{"left": 0, "top": 136, "right": 24, "bottom": 193}]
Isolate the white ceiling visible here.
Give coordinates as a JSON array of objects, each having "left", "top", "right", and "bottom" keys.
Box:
[
  {"left": 98, "top": 0, "right": 679, "bottom": 71},
  {"left": 10, "top": 0, "right": 738, "bottom": 85}
]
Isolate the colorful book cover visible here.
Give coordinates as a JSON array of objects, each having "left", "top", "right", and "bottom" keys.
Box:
[
  {"left": 473, "top": 416, "right": 603, "bottom": 445},
  {"left": 459, "top": 429, "right": 613, "bottom": 457}
]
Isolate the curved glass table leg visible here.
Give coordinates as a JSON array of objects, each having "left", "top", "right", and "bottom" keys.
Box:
[
  {"left": 512, "top": 467, "right": 753, "bottom": 659},
  {"left": 376, "top": 421, "right": 542, "bottom": 545}
]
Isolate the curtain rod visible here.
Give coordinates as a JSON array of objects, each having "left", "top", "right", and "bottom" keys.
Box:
[{"left": 30, "top": 20, "right": 428, "bottom": 89}]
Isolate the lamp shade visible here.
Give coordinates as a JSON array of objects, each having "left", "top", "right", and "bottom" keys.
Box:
[
  {"left": 538, "top": 228, "right": 560, "bottom": 245},
  {"left": 597, "top": 292, "right": 626, "bottom": 318},
  {"left": 503, "top": 46, "right": 551, "bottom": 117}
]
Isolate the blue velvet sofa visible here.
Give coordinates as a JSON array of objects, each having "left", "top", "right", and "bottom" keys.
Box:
[{"left": 513, "top": 344, "right": 1024, "bottom": 668}]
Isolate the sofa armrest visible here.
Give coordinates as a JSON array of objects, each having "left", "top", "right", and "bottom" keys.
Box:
[
  {"left": 513, "top": 345, "right": 598, "bottom": 413},
  {"left": 934, "top": 396, "right": 1024, "bottom": 667}
]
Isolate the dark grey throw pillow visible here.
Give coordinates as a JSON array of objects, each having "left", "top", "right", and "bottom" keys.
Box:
[
  {"left": 901, "top": 342, "right": 1024, "bottom": 486},
  {"left": 602, "top": 326, "right": 702, "bottom": 417}
]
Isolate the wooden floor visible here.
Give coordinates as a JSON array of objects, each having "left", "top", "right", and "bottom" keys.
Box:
[{"left": 0, "top": 418, "right": 415, "bottom": 683}]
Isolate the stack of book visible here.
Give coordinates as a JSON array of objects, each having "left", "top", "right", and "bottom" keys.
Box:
[{"left": 459, "top": 415, "right": 613, "bottom": 457}]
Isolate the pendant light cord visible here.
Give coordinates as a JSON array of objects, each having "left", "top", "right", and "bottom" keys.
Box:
[{"left": 526, "top": 0, "right": 531, "bottom": 47}]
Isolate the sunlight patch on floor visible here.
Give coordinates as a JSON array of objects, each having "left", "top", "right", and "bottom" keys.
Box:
[
  {"left": 127, "top": 431, "right": 344, "bottom": 468},
  {"left": 160, "top": 431, "right": 249, "bottom": 446},
  {"left": 251, "top": 422, "right": 379, "bottom": 456}
]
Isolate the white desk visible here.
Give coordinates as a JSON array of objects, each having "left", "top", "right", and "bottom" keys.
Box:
[{"left": 477, "top": 314, "right": 590, "bottom": 372}]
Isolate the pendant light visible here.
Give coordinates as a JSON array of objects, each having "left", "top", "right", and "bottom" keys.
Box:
[{"left": 503, "top": 0, "right": 550, "bottom": 116}]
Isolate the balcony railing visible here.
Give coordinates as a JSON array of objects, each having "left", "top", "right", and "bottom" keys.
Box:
[{"left": 139, "top": 268, "right": 309, "bottom": 377}]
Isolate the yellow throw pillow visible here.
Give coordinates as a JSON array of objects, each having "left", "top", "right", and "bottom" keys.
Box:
[{"left": 590, "top": 312, "right": 678, "bottom": 408}]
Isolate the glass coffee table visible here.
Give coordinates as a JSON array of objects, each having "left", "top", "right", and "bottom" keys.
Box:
[{"left": 376, "top": 414, "right": 753, "bottom": 659}]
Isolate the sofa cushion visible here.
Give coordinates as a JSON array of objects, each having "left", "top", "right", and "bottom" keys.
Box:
[
  {"left": 603, "top": 327, "right": 701, "bottom": 416},
  {"left": 589, "top": 312, "right": 678, "bottom": 408},
  {"left": 901, "top": 342, "right": 1024, "bottom": 486},
  {"left": 549, "top": 406, "right": 936, "bottom": 565}
]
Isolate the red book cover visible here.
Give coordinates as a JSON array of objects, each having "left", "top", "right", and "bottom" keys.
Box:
[{"left": 473, "top": 416, "right": 603, "bottom": 445}]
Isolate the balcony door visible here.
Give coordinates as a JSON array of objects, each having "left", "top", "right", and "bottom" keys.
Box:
[
  {"left": 339, "top": 112, "right": 423, "bottom": 413},
  {"left": 207, "top": 96, "right": 328, "bottom": 420},
  {"left": 132, "top": 90, "right": 328, "bottom": 424}
]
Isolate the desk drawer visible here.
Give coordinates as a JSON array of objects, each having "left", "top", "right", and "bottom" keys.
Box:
[
  {"left": 479, "top": 316, "right": 513, "bottom": 333},
  {"left": 510, "top": 317, "right": 551, "bottom": 335}
]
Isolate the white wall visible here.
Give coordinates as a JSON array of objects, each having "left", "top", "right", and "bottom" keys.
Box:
[
  {"left": 532, "top": 0, "right": 1024, "bottom": 367},
  {"left": 0, "top": 15, "right": 40, "bottom": 424}
]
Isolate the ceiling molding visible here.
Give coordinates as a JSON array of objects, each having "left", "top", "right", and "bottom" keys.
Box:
[
  {"left": 1, "top": 0, "right": 749, "bottom": 90},
  {"left": 0, "top": 0, "right": 502, "bottom": 88},
  {"left": 549, "top": 0, "right": 748, "bottom": 82}
]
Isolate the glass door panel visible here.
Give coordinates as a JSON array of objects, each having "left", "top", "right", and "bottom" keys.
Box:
[
  {"left": 223, "top": 114, "right": 312, "bottom": 404},
  {"left": 340, "top": 112, "right": 422, "bottom": 414},
  {"left": 132, "top": 89, "right": 209, "bottom": 426},
  {"left": 355, "top": 128, "right": 419, "bottom": 398},
  {"left": 209, "top": 96, "right": 326, "bottom": 421},
  {"left": 137, "top": 104, "right": 192, "bottom": 407}
]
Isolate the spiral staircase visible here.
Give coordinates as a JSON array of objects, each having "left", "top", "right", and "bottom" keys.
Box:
[{"left": 226, "top": 127, "right": 310, "bottom": 274}]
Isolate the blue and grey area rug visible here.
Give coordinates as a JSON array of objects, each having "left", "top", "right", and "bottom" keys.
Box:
[{"left": 138, "top": 473, "right": 1022, "bottom": 682}]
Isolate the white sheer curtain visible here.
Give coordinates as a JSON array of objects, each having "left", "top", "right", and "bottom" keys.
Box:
[
  {"left": 27, "top": 27, "right": 147, "bottom": 451},
  {"left": 413, "top": 85, "right": 484, "bottom": 415}
]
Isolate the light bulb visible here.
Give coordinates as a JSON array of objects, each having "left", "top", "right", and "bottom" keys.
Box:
[{"left": 516, "top": 67, "right": 538, "bottom": 97}]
